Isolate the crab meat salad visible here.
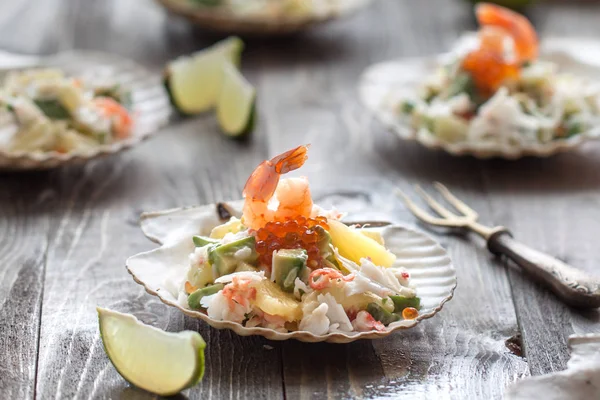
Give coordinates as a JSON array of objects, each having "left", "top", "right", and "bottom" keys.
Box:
[
  {"left": 396, "top": 3, "right": 600, "bottom": 146},
  {"left": 0, "top": 68, "right": 133, "bottom": 154},
  {"left": 180, "top": 145, "right": 420, "bottom": 335}
]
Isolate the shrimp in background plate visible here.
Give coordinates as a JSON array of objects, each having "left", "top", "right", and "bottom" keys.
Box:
[
  {"left": 242, "top": 145, "right": 314, "bottom": 230},
  {"left": 462, "top": 3, "right": 539, "bottom": 97}
]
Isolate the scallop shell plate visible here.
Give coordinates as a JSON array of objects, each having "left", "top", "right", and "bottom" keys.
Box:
[
  {"left": 0, "top": 51, "right": 171, "bottom": 170},
  {"left": 359, "top": 37, "right": 600, "bottom": 159},
  {"left": 127, "top": 201, "right": 457, "bottom": 343},
  {"left": 156, "top": 0, "right": 372, "bottom": 35}
]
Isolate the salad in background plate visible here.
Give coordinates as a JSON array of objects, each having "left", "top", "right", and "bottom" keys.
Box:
[
  {"left": 397, "top": 3, "right": 600, "bottom": 148},
  {"left": 0, "top": 68, "right": 133, "bottom": 154},
  {"left": 360, "top": 3, "right": 600, "bottom": 159}
]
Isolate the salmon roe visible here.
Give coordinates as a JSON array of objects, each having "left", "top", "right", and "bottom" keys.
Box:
[
  {"left": 255, "top": 216, "right": 329, "bottom": 271},
  {"left": 402, "top": 307, "right": 419, "bottom": 320}
]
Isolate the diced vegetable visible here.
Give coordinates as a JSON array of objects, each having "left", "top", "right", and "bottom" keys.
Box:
[
  {"left": 34, "top": 99, "right": 71, "bottom": 120},
  {"left": 367, "top": 303, "right": 400, "bottom": 326},
  {"left": 193, "top": 235, "right": 220, "bottom": 247},
  {"left": 191, "top": 0, "right": 221, "bottom": 6},
  {"left": 390, "top": 295, "right": 421, "bottom": 313},
  {"left": 208, "top": 236, "right": 257, "bottom": 277},
  {"left": 400, "top": 100, "right": 415, "bottom": 114},
  {"left": 566, "top": 121, "right": 584, "bottom": 137},
  {"left": 188, "top": 283, "right": 224, "bottom": 310},
  {"left": 271, "top": 249, "right": 307, "bottom": 293},
  {"left": 445, "top": 72, "right": 476, "bottom": 99},
  {"left": 432, "top": 115, "right": 469, "bottom": 142}
]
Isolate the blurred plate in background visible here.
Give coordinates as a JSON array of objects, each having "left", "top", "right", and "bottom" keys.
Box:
[
  {"left": 0, "top": 51, "right": 171, "bottom": 171},
  {"left": 156, "top": 0, "right": 373, "bottom": 35}
]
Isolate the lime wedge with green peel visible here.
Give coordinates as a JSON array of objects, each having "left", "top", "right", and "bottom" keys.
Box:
[
  {"left": 217, "top": 62, "right": 257, "bottom": 138},
  {"left": 165, "top": 36, "right": 244, "bottom": 115},
  {"left": 97, "top": 307, "right": 206, "bottom": 396}
]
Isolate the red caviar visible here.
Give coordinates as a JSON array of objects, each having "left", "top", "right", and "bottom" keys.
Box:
[
  {"left": 255, "top": 216, "right": 329, "bottom": 271},
  {"left": 402, "top": 307, "right": 419, "bottom": 320}
]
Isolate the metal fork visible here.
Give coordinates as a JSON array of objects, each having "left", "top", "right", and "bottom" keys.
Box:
[{"left": 397, "top": 182, "right": 600, "bottom": 309}]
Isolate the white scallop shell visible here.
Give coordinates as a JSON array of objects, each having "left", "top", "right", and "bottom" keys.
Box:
[
  {"left": 0, "top": 51, "right": 171, "bottom": 170},
  {"left": 126, "top": 201, "right": 457, "bottom": 343},
  {"left": 359, "top": 37, "right": 600, "bottom": 160},
  {"left": 155, "top": 0, "right": 373, "bottom": 35}
]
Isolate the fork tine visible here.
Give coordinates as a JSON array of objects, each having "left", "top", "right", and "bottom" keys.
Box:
[
  {"left": 433, "top": 182, "right": 479, "bottom": 219},
  {"left": 414, "top": 185, "right": 458, "bottom": 219},
  {"left": 395, "top": 189, "right": 463, "bottom": 227}
]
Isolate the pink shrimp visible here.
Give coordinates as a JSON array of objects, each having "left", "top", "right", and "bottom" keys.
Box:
[
  {"left": 93, "top": 97, "right": 133, "bottom": 139},
  {"left": 242, "top": 145, "right": 314, "bottom": 231},
  {"left": 462, "top": 3, "right": 539, "bottom": 97},
  {"left": 308, "top": 268, "right": 355, "bottom": 291}
]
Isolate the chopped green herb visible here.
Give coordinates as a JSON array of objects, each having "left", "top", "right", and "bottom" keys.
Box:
[
  {"left": 424, "top": 90, "right": 437, "bottom": 104},
  {"left": 191, "top": 0, "right": 221, "bottom": 6},
  {"left": 566, "top": 122, "right": 584, "bottom": 138},
  {"left": 446, "top": 72, "right": 472, "bottom": 98},
  {"left": 34, "top": 99, "right": 71, "bottom": 120},
  {"left": 400, "top": 101, "right": 415, "bottom": 114},
  {"left": 97, "top": 131, "right": 107, "bottom": 144}
]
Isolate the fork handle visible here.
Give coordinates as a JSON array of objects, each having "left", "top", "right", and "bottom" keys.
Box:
[{"left": 488, "top": 231, "right": 600, "bottom": 309}]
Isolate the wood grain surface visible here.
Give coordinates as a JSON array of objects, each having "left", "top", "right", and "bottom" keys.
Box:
[{"left": 0, "top": 0, "right": 599, "bottom": 399}]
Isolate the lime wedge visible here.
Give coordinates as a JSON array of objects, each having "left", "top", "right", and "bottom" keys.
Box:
[
  {"left": 216, "top": 62, "right": 256, "bottom": 138},
  {"left": 97, "top": 307, "right": 206, "bottom": 396},
  {"left": 165, "top": 36, "right": 244, "bottom": 115}
]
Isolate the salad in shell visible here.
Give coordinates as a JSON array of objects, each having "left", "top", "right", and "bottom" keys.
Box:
[
  {"left": 395, "top": 3, "right": 600, "bottom": 148},
  {"left": 0, "top": 68, "right": 133, "bottom": 154},
  {"left": 187, "top": 0, "right": 331, "bottom": 19},
  {"left": 179, "top": 145, "right": 421, "bottom": 335}
]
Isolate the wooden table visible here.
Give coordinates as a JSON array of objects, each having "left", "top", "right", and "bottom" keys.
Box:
[{"left": 1, "top": 1, "right": 600, "bottom": 399}]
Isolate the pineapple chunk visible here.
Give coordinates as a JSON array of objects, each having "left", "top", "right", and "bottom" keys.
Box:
[
  {"left": 254, "top": 280, "right": 301, "bottom": 322},
  {"left": 360, "top": 229, "right": 384, "bottom": 245},
  {"left": 210, "top": 217, "right": 242, "bottom": 239},
  {"left": 328, "top": 220, "right": 396, "bottom": 268}
]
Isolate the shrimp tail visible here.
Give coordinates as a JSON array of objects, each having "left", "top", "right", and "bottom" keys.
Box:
[
  {"left": 243, "top": 161, "right": 279, "bottom": 201},
  {"left": 270, "top": 144, "right": 310, "bottom": 174},
  {"left": 475, "top": 3, "right": 538, "bottom": 61},
  {"left": 243, "top": 145, "right": 310, "bottom": 202}
]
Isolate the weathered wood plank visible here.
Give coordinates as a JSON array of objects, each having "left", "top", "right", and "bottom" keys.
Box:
[
  {"left": 0, "top": 173, "right": 52, "bottom": 399},
  {"left": 0, "top": 0, "right": 599, "bottom": 398},
  {"left": 481, "top": 147, "right": 600, "bottom": 375},
  {"left": 480, "top": 4, "right": 600, "bottom": 376}
]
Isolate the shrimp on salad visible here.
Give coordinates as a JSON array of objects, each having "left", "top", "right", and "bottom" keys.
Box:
[
  {"left": 180, "top": 145, "right": 421, "bottom": 335},
  {"left": 242, "top": 144, "right": 313, "bottom": 231},
  {"left": 462, "top": 3, "right": 538, "bottom": 96},
  {"left": 395, "top": 3, "right": 600, "bottom": 147}
]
